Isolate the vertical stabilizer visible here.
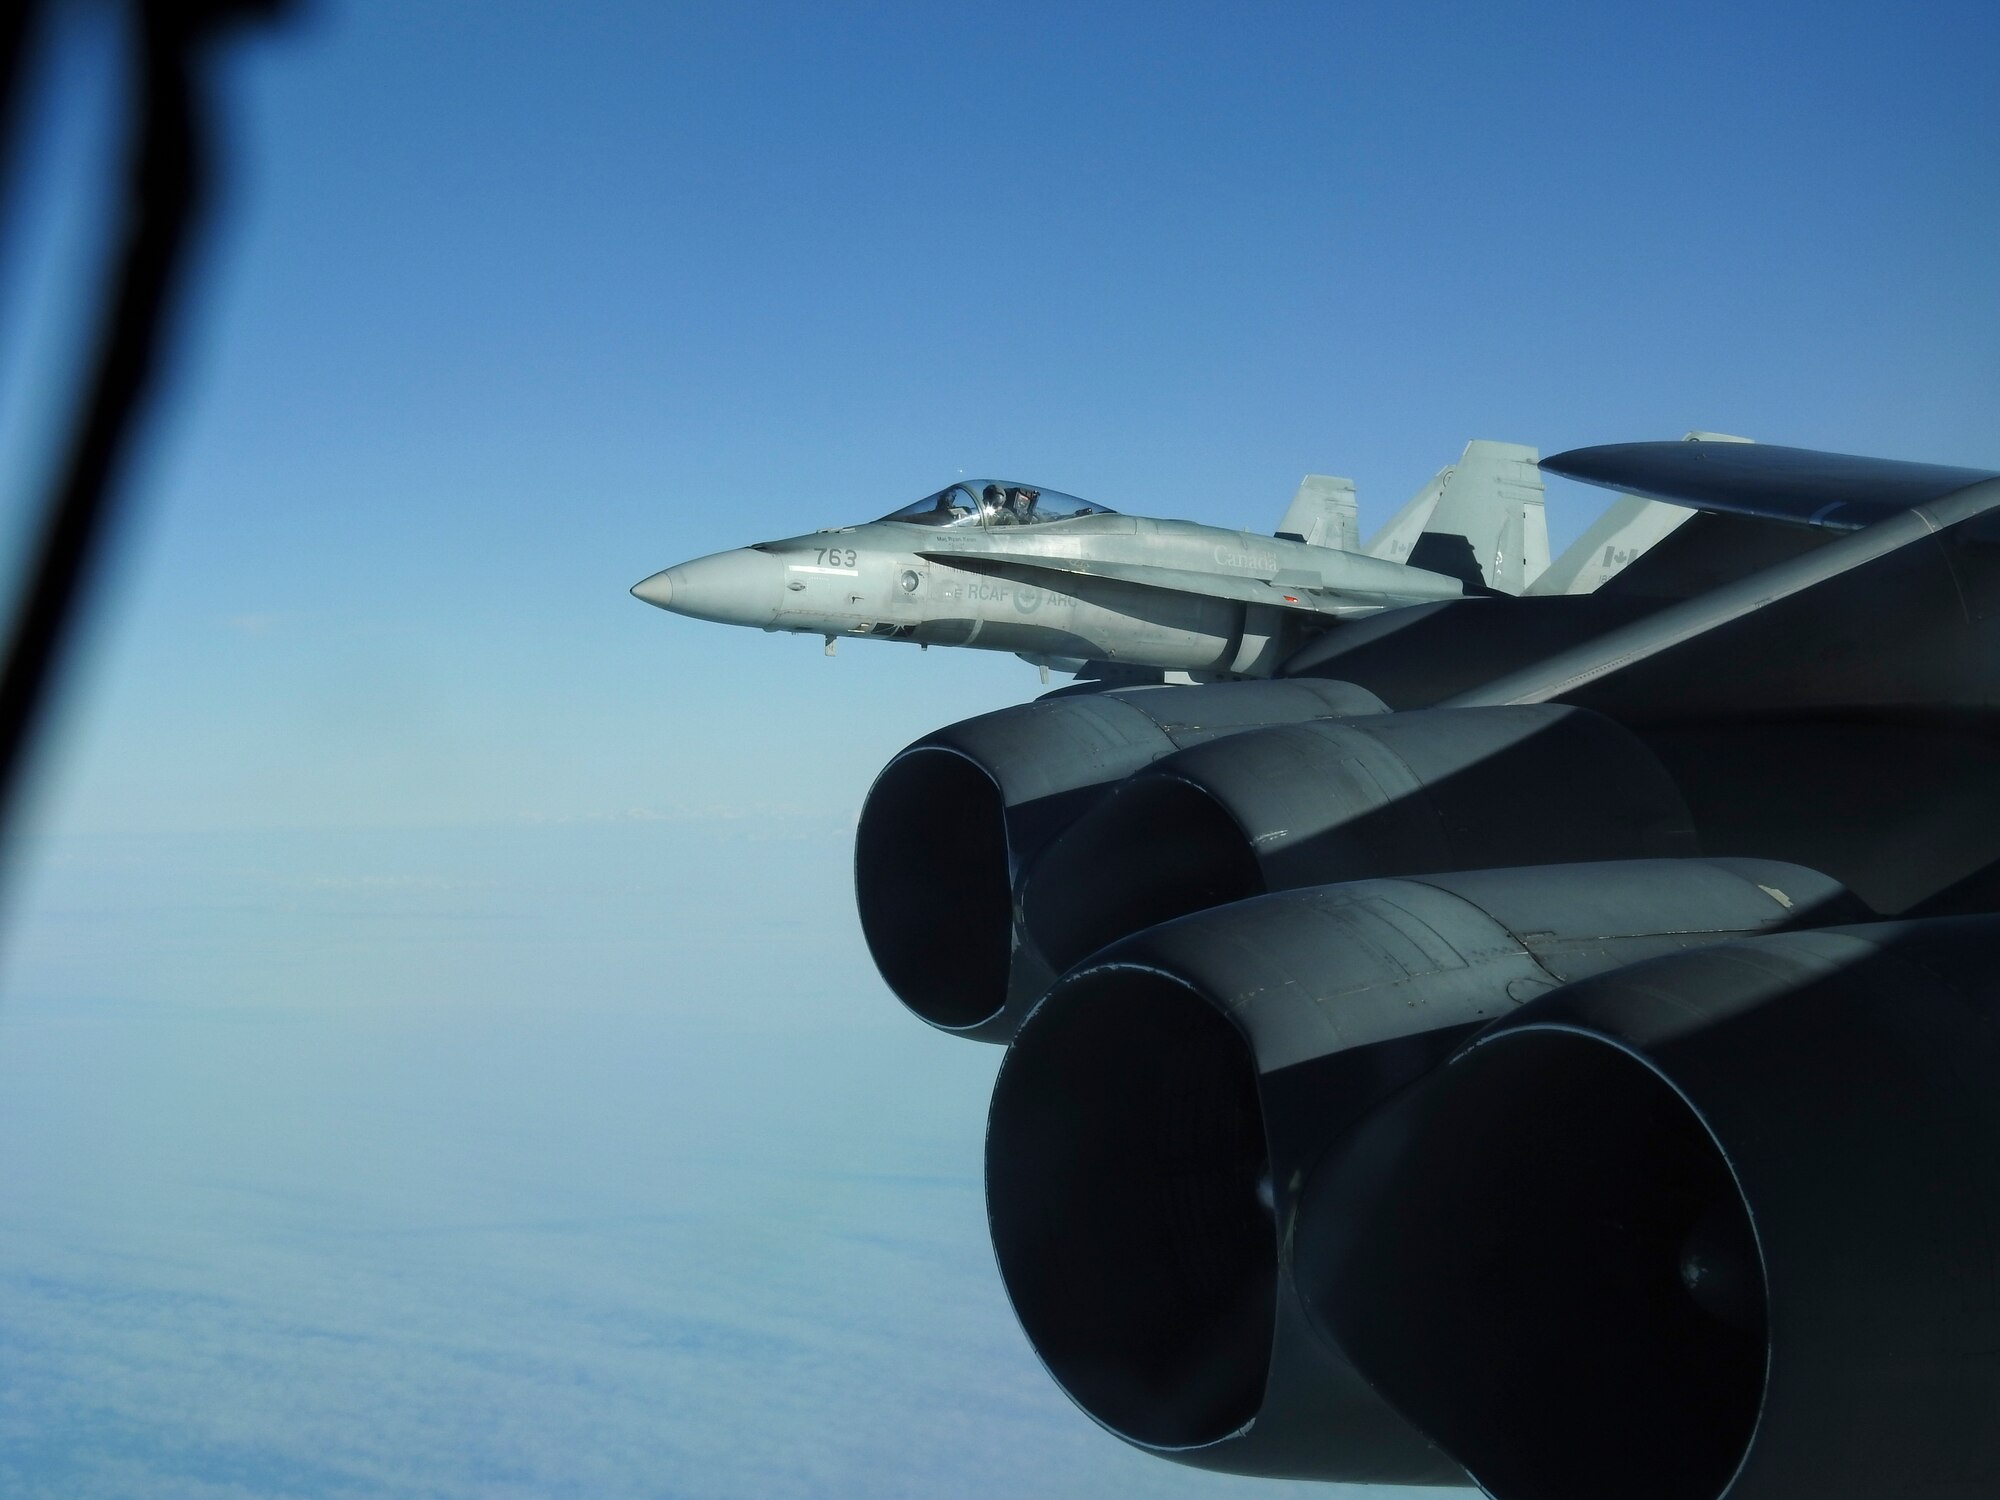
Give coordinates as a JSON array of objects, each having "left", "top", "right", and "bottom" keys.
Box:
[
  {"left": 1523, "top": 481, "right": 1551, "bottom": 589},
  {"left": 1365, "top": 468, "right": 1450, "bottom": 565},
  {"left": 1277, "top": 475, "right": 1360, "bottom": 551},
  {"left": 1526, "top": 495, "right": 1695, "bottom": 595},
  {"left": 1528, "top": 432, "right": 1755, "bottom": 596},
  {"left": 1395, "top": 440, "right": 1544, "bottom": 595}
]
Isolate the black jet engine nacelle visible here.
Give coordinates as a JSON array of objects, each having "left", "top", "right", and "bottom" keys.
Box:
[
  {"left": 853, "top": 677, "right": 1383, "bottom": 1040},
  {"left": 1019, "top": 703, "right": 1697, "bottom": 976},
  {"left": 1301, "top": 914, "right": 2000, "bottom": 1500},
  {"left": 985, "top": 858, "right": 1861, "bottom": 1485}
]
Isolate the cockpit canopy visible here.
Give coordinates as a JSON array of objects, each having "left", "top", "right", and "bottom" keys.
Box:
[{"left": 876, "top": 482, "right": 1115, "bottom": 529}]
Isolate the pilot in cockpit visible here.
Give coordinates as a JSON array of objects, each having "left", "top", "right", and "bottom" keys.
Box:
[{"left": 981, "top": 484, "right": 1012, "bottom": 525}]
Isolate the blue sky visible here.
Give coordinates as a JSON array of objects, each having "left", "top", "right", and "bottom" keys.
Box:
[
  {"left": 0, "top": 1, "right": 1994, "bottom": 1495},
  {"left": 10, "top": 0, "right": 1999, "bottom": 836}
]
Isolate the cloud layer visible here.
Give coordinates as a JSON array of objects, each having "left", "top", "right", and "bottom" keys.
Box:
[{"left": 0, "top": 823, "right": 1434, "bottom": 1498}]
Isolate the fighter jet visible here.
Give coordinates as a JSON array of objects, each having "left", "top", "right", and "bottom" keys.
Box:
[{"left": 633, "top": 441, "right": 1587, "bottom": 681}]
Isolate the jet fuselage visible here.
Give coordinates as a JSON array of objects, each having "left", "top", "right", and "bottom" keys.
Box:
[{"left": 634, "top": 502, "right": 1466, "bottom": 679}]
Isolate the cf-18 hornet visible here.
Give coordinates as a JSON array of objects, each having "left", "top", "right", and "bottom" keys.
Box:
[{"left": 632, "top": 440, "right": 1706, "bottom": 682}]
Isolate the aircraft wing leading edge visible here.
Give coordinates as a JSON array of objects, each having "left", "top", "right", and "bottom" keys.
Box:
[
  {"left": 1455, "top": 448, "right": 2000, "bottom": 707},
  {"left": 1545, "top": 440, "right": 1999, "bottom": 532}
]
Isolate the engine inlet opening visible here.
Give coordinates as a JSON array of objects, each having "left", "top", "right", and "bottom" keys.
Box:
[
  {"left": 1022, "top": 776, "right": 1263, "bottom": 975},
  {"left": 854, "top": 749, "right": 1012, "bottom": 1029},
  {"left": 987, "top": 968, "right": 1275, "bottom": 1449},
  {"left": 1307, "top": 1028, "right": 1766, "bottom": 1500}
]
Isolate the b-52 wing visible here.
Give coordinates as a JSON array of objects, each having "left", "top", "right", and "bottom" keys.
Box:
[{"left": 1547, "top": 440, "right": 1998, "bottom": 531}]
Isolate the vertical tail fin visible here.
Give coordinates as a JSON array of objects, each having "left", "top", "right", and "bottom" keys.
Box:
[
  {"left": 1523, "top": 473, "right": 1552, "bottom": 588},
  {"left": 1276, "top": 474, "right": 1360, "bottom": 550},
  {"left": 1526, "top": 494, "right": 1695, "bottom": 595},
  {"left": 1365, "top": 467, "right": 1450, "bottom": 565},
  {"left": 1371, "top": 441, "right": 1544, "bottom": 594}
]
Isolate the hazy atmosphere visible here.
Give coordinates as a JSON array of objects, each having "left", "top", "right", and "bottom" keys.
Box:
[{"left": 0, "top": 1, "right": 1994, "bottom": 1495}]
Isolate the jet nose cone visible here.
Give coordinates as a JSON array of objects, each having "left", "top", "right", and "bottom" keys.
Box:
[
  {"left": 631, "top": 570, "right": 675, "bottom": 608},
  {"left": 630, "top": 548, "right": 785, "bottom": 628}
]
